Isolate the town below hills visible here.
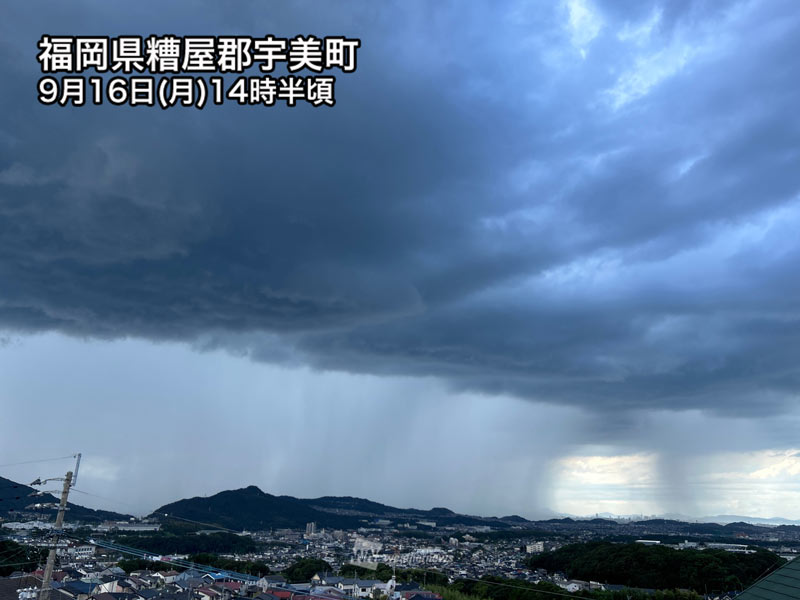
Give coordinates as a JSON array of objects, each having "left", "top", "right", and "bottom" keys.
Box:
[{"left": 3, "top": 477, "right": 800, "bottom": 600}]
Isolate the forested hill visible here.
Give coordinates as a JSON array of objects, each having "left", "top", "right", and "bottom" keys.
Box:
[
  {"left": 529, "top": 542, "right": 785, "bottom": 593},
  {"left": 0, "top": 476, "right": 129, "bottom": 523},
  {"left": 150, "top": 485, "right": 522, "bottom": 531}
]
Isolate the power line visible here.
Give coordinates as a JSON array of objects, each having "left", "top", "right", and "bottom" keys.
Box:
[
  {"left": 0, "top": 545, "right": 40, "bottom": 571},
  {"left": 159, "top": 513, "right": 240, "bottom": 533},
  {"left": 0, "top": 560, "right": 43, "bottom": 569},
  {"left": 69, "top": 488, "right": 138, "bottom": 511},
  {"left": 0, "top": 547, "right": 27, "bottom": 561},
  {"left": 66, "top": 487, "right": 149, "bottom": 517},
  {"left": 735, "top": 556, "right": 787, "bottom": 597},
  {"left": 0, "top": 455, "right": 77, "bottom": 469},
  {"left": 67, "top": 489, "right": 232, "bottom": 520}
]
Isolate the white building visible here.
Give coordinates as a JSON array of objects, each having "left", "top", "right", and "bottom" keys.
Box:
[{"left": 4, "top": 521, "right": 55, "bottom": 531}]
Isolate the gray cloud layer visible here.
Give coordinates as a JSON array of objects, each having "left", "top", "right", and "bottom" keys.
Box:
[{"left": 2, "top": 0, "right": 800, "bottom": 418}]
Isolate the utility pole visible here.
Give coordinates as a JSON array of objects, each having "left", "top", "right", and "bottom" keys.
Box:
[
  {"left": 39, "top": 453, "right": 80, "bottom": 600},
  {"left": 39, "top": 470, "right": 72, "bottom": 600}
]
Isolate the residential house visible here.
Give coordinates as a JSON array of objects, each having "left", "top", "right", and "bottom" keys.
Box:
[
  {"left": 58, "top": 581, "right": 97, "bottom": 600},
  {"left": 155, "top": 573, "right": 181, "bottom": 586},
  {"left": 256, "top": 577, "right": 286, "bottom": 593}
]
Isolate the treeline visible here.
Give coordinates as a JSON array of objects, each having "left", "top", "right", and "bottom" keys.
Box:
[
  {"left": 117, "top": 553, "right": 269, "bottom": 576},
  {"left": 114, "top": 531, "right": 257, "bottom": 555},
  {"left": 283, "top": 558, "right": 333, "bottom": 583},
  {"left": 118, "top": 558, "right": 179, "bottom": 574},
  {"left": 459, "top": 529, "right": 566, "bottom": 543},
  {"left": 529, "top": 542, "right": 785, "bottom": 593},
  {"left": 431, "top": 580, "right": 701, "bottom": 600},
  {"left": 436, "top": 577, "right": 580, "bottom": 600},
  {"left": 597, "top": 534, "right": 789, "bottom": 549},
  {"left": 340, "top": 563, "right": 448, "bottom": 585},
  {"left": 189, "top": 553, "right": 269, "bottom": 576}
]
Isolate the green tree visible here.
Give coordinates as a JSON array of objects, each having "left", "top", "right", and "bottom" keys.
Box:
[
  {"left": 528, "top": 542, "right": 784, "bottom": 593},
  {"left": 117, "top": 558, "right": 177, "bottom": 574},
  {"left": 190, "top": 553, "right": 270, "bottom": 576},
  {"left": 283, "top": 558, "right": 333, "bottom": 583},
  {"left": 0, "top": 540, "right": 47, "bottom": 576}
]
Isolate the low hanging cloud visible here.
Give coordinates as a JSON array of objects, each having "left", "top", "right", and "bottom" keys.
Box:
[{"left": 2, "top": 0, "right": 800, "bottom": 422}]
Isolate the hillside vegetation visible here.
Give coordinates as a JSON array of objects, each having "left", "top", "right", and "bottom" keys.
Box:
[{"left": 529, "top": 542, "right": 784, "bottom": 592}]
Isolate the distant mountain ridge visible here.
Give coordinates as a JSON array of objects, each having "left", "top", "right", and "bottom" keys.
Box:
[
  {"left": 698, "top": 514, "right": 800, "bottom": 526},
  {"left": 150, "top": 486, "right": 800, "bottom": 536},
  {"left": 150, "top": 485, "right": 531, "bottom": 531},
  {"left": 0, "top": 476, "right": 130, "bottom": 523},
  {"left": 5, "top": 475, "right": 797, "bottom": 533},
  {"left": 571, "top": 511, "right": 800, "bottom": 526}
]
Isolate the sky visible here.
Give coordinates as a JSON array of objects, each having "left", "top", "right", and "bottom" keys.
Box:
[{"left": 1, "top": 0, "right": 799, "bottom": 520}]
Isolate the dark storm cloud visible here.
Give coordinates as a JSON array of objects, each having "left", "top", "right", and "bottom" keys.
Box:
[{"left": 2, "top": 0, "right": 800, "bottom": 416}]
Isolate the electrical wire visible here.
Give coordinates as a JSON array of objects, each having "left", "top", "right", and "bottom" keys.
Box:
[
  {"left": 0, "top": 545, "right": 41, "bottom": 571},
  {"left": 0, "top": 455, "right": 77, "bottom": 469},
  {"left": 735, "top": 556, "right": 788, "bottom": 597},
  {"left": 158, "top": 513, "right": 241, "bottom": 534},
  {"left": 0, "top": 559, "right": 43, "bottom": 569},
  {"left": 69, "top": 488, "right": 139, "bottom": 511},
  {"left": 0, "top": 547, "right": 27, "bottom": 562}
]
